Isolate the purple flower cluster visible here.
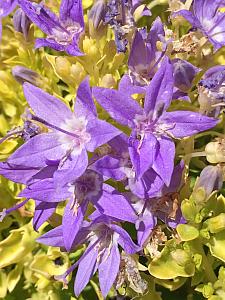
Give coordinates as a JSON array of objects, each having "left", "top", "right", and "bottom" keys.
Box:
[{"left": 0, "top": 0, "right": 223, "bottom": 298}]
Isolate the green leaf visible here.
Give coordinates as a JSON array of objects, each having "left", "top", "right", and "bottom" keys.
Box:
[
  {"left": 177, "top": 224, "right": 199, "bottom": 241},
  {"left": 7, "top": 264, "right": 23, "bottom": 293},
  {"left": 206, "top": 230, "right": 225, "bottom": 262},
  {"left": 148, "top": 241, "right": 195, "bottom": 279},
  {"left": 0, "top": 270, "right": 7, "bottom": 298}
]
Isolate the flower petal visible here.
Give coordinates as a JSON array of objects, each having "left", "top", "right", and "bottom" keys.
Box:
[
  {"left": 86, "top": 118, "right": 121, "bottom": 152},
  {"left": 152, "top": 136, "right": 175, "bottom": 186},
  {"left": 62, "top": 197, "right": 89, "bottom": 251},
  {"left": 18, "top": 0, "right": 61, "bottom": 35},
  {"left": 91, "top": 155, "right": 125, "bottom": 180},
  {"left": 19, "top": 178, "right": 71, "bottom": 202},
  {"left": 33, "top": 201, "right": 57, "bottom": 231},
  {"left": 60, "top": 0, "right": 84, "bottom": 28},
  {"left": 144, "top": 56, "right": 174, "bottom": 118},
  {"left": 129, "top": 168, "right": 164, "bottom": 199},
  {"left": 36, "top": 225, "right": 64, "bottom": 247},
  {"left": 119, "top": 75, "right": 146, "bottom": 95},
  {"left": 93, "top": 87, "right": 143, "bottom": 126},
  {"left": 162, "top": 111, "right": 218, "bottom": 138},
  {"left": 74, "top": 245, "right": 98, "bottom": 296},
  {"left": 129, "top": 133, "right": 158, "bottom": 179},
  {"left": 128, "top": 30, "right": 153, "bottom": 75},
  {"left": 53, "top": 149, "right": 88, "bottom": 187},
  {"left": 35, "top": 38, "right": 65, "bottom": 52},
  {"left": 136, "top": 207, "right": 156, "bottom": 247},
  {"left": 95, "top": 184, "right": 137, "bottom": 223},
  {"left": 0, "top": 162, "right": 40, "bottom": 184},
  {"left": 23, "top": 83, "right": 72, "bottom": 127},
  {"left": 74, "top": 77, "right": 97, "bottom": 119},
  {"left": 98, "top": 243, "right": 120, "bottom": 297},
  {"left": 173, "top": 9, "right": 201, "bottom": 28},
  {"left": 110, "top": 224, "right": 140, "bottom": 254},
  {"left": 8, "top": 133, "right": 66, "bottom": 168}
]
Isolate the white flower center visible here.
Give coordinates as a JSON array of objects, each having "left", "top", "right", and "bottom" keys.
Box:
[
  {"left": 47, "top": 22, "right": 82, "bottom": 46},
  {"left": 57, "top": 115, "right": 91, "bottom": 155}
]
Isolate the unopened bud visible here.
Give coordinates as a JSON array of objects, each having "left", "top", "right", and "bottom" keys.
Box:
[
  {"left": 205, "top": 139, "right": 225, "bottom": 163},
  {"left": 71, "top": 63, "right": 86, "bottom": 82},
  {"left": 193, "top": 165, "right": 223, "bottom": 202},
  {"left": 12, "top": 66, "right": 40, "bottom": 86},
  {"left": 88, "top": 0, "right": 106, "bottom": 29},
  {"left": 172, "top": 58, "right": 200, "bottom": 92},
  {"left": 100, "top": 74, "right": 116, "bottom": 88},
  {"left": 55, "top": 57, "right": 71, "bottom": 78},
  {"left": 13, "top": 8, "right": 31, "bottom": 40}
]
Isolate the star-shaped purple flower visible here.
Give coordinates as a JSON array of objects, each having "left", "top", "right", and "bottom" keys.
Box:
[
  {"left": 37, "top": 215, "right": 140, "bottom": 297},
  {"left": 18, "top": 0, "right": 84, "bottom": 56},
  {"left": 93, "top": 57, "right": 218, "bottom": 187},
  {"left": 7, "top": 77, "right": 121, "bottom": 187},
  {"left": 19, "top": 166, "right": 137, "bottom": 251},
  {"left": 173, "top": 0, "right": 225, "bottom": 50},
  {"left": 134, "top": 161, "right": 185, "bottom": 247},
  {"left": 91, "top": 133, "right": 164, "bottom": 199}
]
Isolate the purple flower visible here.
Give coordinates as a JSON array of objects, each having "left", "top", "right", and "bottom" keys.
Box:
[
  {"left": 193, "top": 165, "right": 223, "bottom": 200},
  {"left": 128, "top": 17, "right": 165, "bottom": 85},
  {"left": 93, "top": 57, "right": 218, "bottom": 187},
  {"left": 198, "top": 65, "right": 225, "bottom": 116},
  {"left": 7, "top": 78, "right": 121, "bottom": 187},
  {"left": 0, "top": 162, "right": 59, "bottom": 229},
  {"left": 18, "top": 0, "right": 84, "bottom": 56},
  {"left": 100, "top": 0, "right": 150, "bottom": 52},
  {"left": 19, "top": 167, "right": 137, "bottom": 250},
  {"left": 172, "top": 58, "right": 200, "bottom": 92},
  {"left": 91, "top": 133, "right": 164, "bottom": 199},
  {"left": 134, "top": 161, "right": 185, "bottom": 247},
  {"left": 12, "top": 66, "right": 40, "bottom": 85},
  {"left": 173, "top": 0, "right": 225, "bottom": 50},
  {"left": 37, "top": 216, "right": 140, "bottom": 297},
  {"left": 13, "top": 7, "right": 31, "bottom": 40}
]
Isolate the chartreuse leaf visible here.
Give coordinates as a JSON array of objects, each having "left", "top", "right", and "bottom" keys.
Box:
[
  {"left": 7, "top": 263, "right": 23, "bottom": 293},
  {"left": 206, "top": 230, "right": 225, "bottom": 262},
  {"left": 154, "top": 277, "right": 187, "bottom": 291},
  {"left": 195, "top": 283, "right": 214, "bottom": 298},
  {"left": 177, "top": 224, "right": 199, "bottom": 241},
  {"left": 29, "top": 248, "right": 70, "bottom": 290},
  {"left": 0, "top": 223, "right": 37, "bottom": 268},
  {"left": 148, "top": 240, "right": 195, "bottom": 279},
  {"left": 203, "top": 214, "right": 225, "bottom": 234},
  {"left": 0, "top": 270, "right": 7, "bottom": 298},
  {"left": 181, "top": 199, "right": 199, "bottom": 222}
]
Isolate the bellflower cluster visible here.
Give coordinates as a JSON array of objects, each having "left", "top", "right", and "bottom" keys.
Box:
[{"left": 1, "top": 0, "right": 225, "bottom": 299}]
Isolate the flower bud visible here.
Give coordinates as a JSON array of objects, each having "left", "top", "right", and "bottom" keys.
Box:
[
  {"left": 12, "top": 66, "right": 40, "bottom": 86},
  {"left": 100, "top": 74, "right": 116, "bottom": 88},
  {"left": 205, "top": 139, "right": 225, "bottom": 163},
  {"left": 13, "top": 8, "right": 31, "bottom": 40},
  {"left": 172, "top": 59, "right": 200, "bottom": 92},
  {"left": 71, "top": 63, "right": 86, "bottom": 83},
  {"left": 88, "top": 0, "right": 106, "bottom": 29},
  {"left": 55, "top": 57, "right": 71, "bottom": 78},
  {"left": 193, "top": 165, "right": 223, "bottom": 202}
]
